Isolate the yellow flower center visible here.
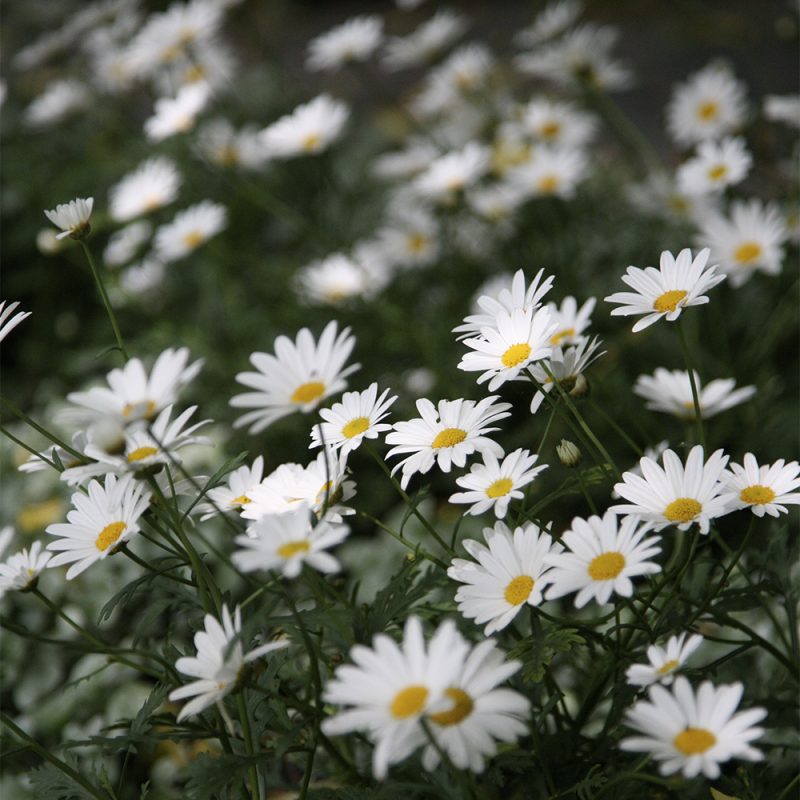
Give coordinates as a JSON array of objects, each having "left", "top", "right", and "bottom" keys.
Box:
[
  {"left": 342, "top": 416, "right": 370, "bottom": 439},
  {"left": 95, "top": 521, "right": 127, "bottom": 551},
  {"left": 428, "top": 688, "right": 474, "bottom": 727},
  {"left": 277, "top": 540, "right": 311, "bottom": 559},
  {"left": 668, "top": 196, "right": 689, "bottom": 213},
  {"left": 707, "top": 164, "right": 727, "bottom": 181},
  {"left": 432, "top": 428, "right": 467, "bottom": 449},
  {"left": 406, "top": 233, "right": 430, "bottom": 254},
  {"left": 233, "top": 495, "right": 251, "bottom": 506},
  {"left": 697, "top": 101, "right": 719, "bottom": 121},
  {"left": 733, "top": 241, "right": 763, "bottom": 264},
  {"left": 504, "top": 575, "right": 534, "bottom": 605},
  {"left": 486, "top": 477, "right": 514, "bottom": 498},
  {"left": 540, "top": 121, "right": 561, "bottom": 139},
  {"left": 739, "top": 484, "right": 776, "bottom": 505},
  {"left": 182, "top": 230, "right": 205, "bottom": 249},
  {"left": 291, "top": 381, "right": 326, "bottom": 405},
  {"left": 183, "top": 64, "right": 206, "bottom": 83},
  {"left": 588, "top": 551, "right": 626, "bottom": 581},
  {"left": 657, "top": 659, "right": 679, "bottom": 676},
  {"left": 653, "top": 289, "right": 687, "bottom": 313},
  {"left": 501, "top": 342, "right": 532, "bottom": 368},
  {"left": 302, "top": 133, "right": 321, "bottom": 152},
  {"left": 127, "top": 446, "right": 158, "bottom": 463},
  {"left": 673, "top": 727, "right": 716, "bottom": 755},
  {"left": 664, "top": 497, "right": 702, "bottom": 523},
  {"left": 215, "top": 145, "right": 239, "bottom": 166},
  {"left": 550, "top": 327, "right": 575, "bottom": 346},
  {"left": 537, "top": 175, "right": 559, "bottom": 194},
  {"left": 390, "top": 685, "right": 428, "bottom": 719},
  {"left": 122, "top": 399, "right": 157, "bottom": 420}
]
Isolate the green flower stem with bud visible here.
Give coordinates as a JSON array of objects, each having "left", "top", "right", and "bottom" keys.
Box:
[{"left": 676, "top": 318, "right": 706, "bottom": 450}]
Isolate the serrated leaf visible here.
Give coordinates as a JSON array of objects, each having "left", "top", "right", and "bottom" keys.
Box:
[
  {"left": 710, "top": 790, "right": 740, "bottom": 800},
  {"left": 184, "top": 751, "right": 263, "bottom": 800},
  {"left": 510, "top": 622, "right": 585, "bottom": 683},
  {"left": 28, "top": 760, "right": 97, "bottom": 800}
]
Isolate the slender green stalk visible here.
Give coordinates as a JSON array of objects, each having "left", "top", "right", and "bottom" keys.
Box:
[
  {"left": 588, "top": 397, "right": 643, "bottom": 456},
  {"left": 237, "top": 693, "right": 262, "bottom": 800},
  {"left": 0, "top": 397, "right": 86, "bottom": 460},
  {"left": 0, "top": 713, "right": 110, "bottom": 800},
  {"left": 676, "top": 320, "right": 706, "bottom": 449},
  {"left": 536, "top": 406, "right": 557, "bottom": 455},
  {"left": 359, "top": 510, "right": 448, "bottom": 570},
  {"left": 79, "top": 240, "right": 128, "bottom": 361},
  {"left": 0, "top": 425, "right": 59, "bottom": 470},
  {"left": 574, "top": 468, "right": 598, "bottom": 514}
]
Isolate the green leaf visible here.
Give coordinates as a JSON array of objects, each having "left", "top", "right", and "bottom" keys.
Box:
[
  {"left": 509, "top": 622, "right": 585, "bottom": 683},
  {"left": 28, "top": 759, "right": 97, "bottom": 800},
  {"left": 184, "top": 751, "right": 264, "bottom": 800}
]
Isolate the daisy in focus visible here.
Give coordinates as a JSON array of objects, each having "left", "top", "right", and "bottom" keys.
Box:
[
  {"left": 109, "top": 157, "right": 181, "bottom": 222},
  {"left": 545, "top": 295, "right": 596, "bottom": 347},
  {"left": 626, "top": 633, "right": 704, "bottom": 687},
  {"left": 0, "top": 300, "right": 31, "bottom": 343},
  {"left": 321, "top": 616, "right": 469, "bottom": 780},
  {"left": 676, "top": 136, "right": 752, "bottom": 196},
  {"left": 449, "top": 448, "right": 548, "bottom": 519},
  {"left": 46, "top": 474, "right": 151, "bottom": 580},
  {"left": 309, "top": 383, "right": 397, "bottom": 456},
  {"left": 44, "top": 197, "right": 94, "bottom": 240},
  {"left": 0, "top": 540, "right": 51, "bottom": 596},
  {"left": 385, "top": 396, "right": 511, "bottom": 490},
  {"left": 232, "top": 502, "right": 349, "bottom": 579},
  {"left": 448, "top": 520, "right": 560, "bottom": 634},
  {"left": 306, "top": 15, "right": 383, "bottom": 72},
  {"left": 720, "top": 454, "right": 800, "bottom": 518},
  {"left": 621, "top": 677, "right": 766, "bottom": 779},
  {"left": 422, "top": 638, "right": 530, "bottom": 772},
  {"left": 610, "top": 445, "right": 734, "bottom": 534},
  {"left": 544, "top": 511, "right": 662, "bottom": 608},
  {"left": 230, "top": 321, "right": 359, "bottom": 433},
  {"left": 260, "top": 94, "right": 349, "bottom": 159},
  {"left": 153, "top": 200, "right": 227, "bottom": 262},
  {"left": 634, "top": 368, "right": 755, "bottom": 420},
  {"left": 604, "top": 247, "right": 725, "bottom": 332},
  {"left": 169, "top": 604, "right": 288, "bottom": 723},
  {"left": 195, "top": 456, "right": 265, "bottom": 521}
]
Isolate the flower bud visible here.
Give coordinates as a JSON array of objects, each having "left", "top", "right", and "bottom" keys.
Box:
[{"left": 556, "top": 439, "right": 582, "bottom": 467}]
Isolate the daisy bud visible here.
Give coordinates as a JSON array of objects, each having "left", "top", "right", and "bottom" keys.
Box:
[
  {"left": 569, "top": 372, "right": 589, "bottom": 398},
  {"left": 557, "top": 439, "right": 582, "bottom": 468}
]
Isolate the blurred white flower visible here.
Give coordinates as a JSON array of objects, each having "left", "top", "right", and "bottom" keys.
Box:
[
  {"left": 261, "top": 95, "right": 349, "bottom": 159},
  {"left": 306, "top": 15, "right": 383, "bottom": 72},
  {"left": 109, "top": 157, "right": 182, "bottom": 222},
  {"left": 154, "top": 200, "right": 227, "bottom": 262}
]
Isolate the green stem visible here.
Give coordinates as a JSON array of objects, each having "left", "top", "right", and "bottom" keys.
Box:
[
  {"left": 236, "top": 693, "right": 262, "bottom": 800},
  {"left": 0, "top": 713, "right": 110, "bottom": 800},
  {"left": 359, "top": 511, "right": 448, "bottom": 570},
  {"left": 588, "top": 397, "right": 643, "bottom": 456},
  {"left": 79, "top": 240, "right": 128, "bottom": 361},
  {"left": 0, "top": 398, "right": 86, "bottom": 461},
  {"left": 676, "top": 320, "right": 706, "bottom": 450},
  {"left": 574, "top": 468, "right": 598, "bottom": 514}
]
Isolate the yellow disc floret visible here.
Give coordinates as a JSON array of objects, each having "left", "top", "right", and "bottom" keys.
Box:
[
  {"left": 504, "top": 575, "right": 534, "bottom": 605},
  {"left": 291, "top": 381, "right": 326, "bottom": 405},
  {"left": 342, "top": 416, "right": 370, "bottom": 439},
  {"left": 739, "top": 485, "right": 776, "bottom": 505},
  {"left": 486, "top": 478, "right": 514, "bottom": 498},
  {"left": 429, "top": 688, "right": 474, "bottom": 726},
  {"left": 501, "top": 343, "right": 532, "bottom": 368},
  {"left": 673, "top": 727, "right": 716, "bottom": 755},
  {"left": 390, "top": 685, "right": 429, "bottom": 719},
  {"left": 96, "top": 521, "right": 127, "bottom": 551},
  {"left": 588, "top": 551, "right": 626, "bottom": 581},
  {"left": 277, "top": 540, "right": 311, "bottom": 559},
  {"left": 432, "top": 428, "right": 467, "bottom": 449},
  {"left": 653, "top": 289, "right": 688, "bottom": 313},
  {"left": 664, "top": 497, "right": 702, "bottom": 524}
]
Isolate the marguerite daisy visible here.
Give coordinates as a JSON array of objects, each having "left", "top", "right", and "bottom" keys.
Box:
[
  {"left": 544, "top": 510, "right": 662, "bottom": 608},
  {"left": 621, "top": 677, "right": 766, "bottom": 778},
  {"left": 109, "top": 157, "right": 181, "bottom": 222},
  {"left": 231, "top": 321, "right": 359, "bottom": 433},
  {"left": 46, "top": 473, "right": 151, "bottom": 579},
  {"left": 412, "top": 142, "right": 490, "bottom": 203},
  {"left": 310, "top": 383, "right": 397, "bottom": 456},
  {"left": 676, "top": 136, "right": 752, "bottom": 196},
  {"left": 0, "top": 540, "right": 51, "bottom": 595},
  {"left": 385, "top": 396, "right": 511, "bottom": 490},
  {"left": 610, "top": 445, "right": 734, "bottom": 534},
  {"left": 448, "top": 520, "right": 560, "bottom": 634},
  {"left": 260, "top": 94, "right": 349, "bottom": 159},
  {"left": 195, "top": 456, "right": 265, "bottom": 521},
  {"left": 626, "top": 633, "right": 704, "bottom": 687},
  {"left": 720, "top": 454, "right": 800, "bottom": 518},
  {"left": 144, "top": 81, "right": 211, "bottom": 142},
  {"left": 449, "top": 448, "right": 548, "bottom": 518},
  {"left": 507, "top": 146, "right": 587, "bottom": 200},
  {"left": 382, "top": 10, "right": 466, "bottom": 70},
  {"left": 545, "top": 295, "right": 596, "bottom": 347},
  {"left": 44, "top": 197, "right": 94, "bottom": 240},
  {"left": 0, "top": 300, "right": 31, "bottom": 343},
  {"left": 528, "top": 336, "right": 604, "bottom": 413},
  {"left": 232, "top": 503, "right": 349, "bottom": 578},
  {"left": 169, "top": 604, "right": 288, "bottom": 723},
  {"left": 604, "top": 247, "right": 725, "bottom": 332},
  {"left": 153, "top": 200, "right": 227, "bottom": 262},
  {"left": 306, "top": 15, "right": 383, "bottom": 72}
]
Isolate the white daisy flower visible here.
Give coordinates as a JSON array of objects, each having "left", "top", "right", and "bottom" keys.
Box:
[
  {"left": 169, "top": 604, "right": 288, "bottom": 723},
  {"left": 0, "top": 540, "right": 51, "bottom": 596},
  {"left": 634, "top": 368, "right": 755, "bottom": 420},
  {"left": 260, "top": 94, "right": 349, "bottom": 159},
  {"left": 545, "top": 295, "right": 596, "bottom": 347},
  {"left": 458, "top": 307, "right": 557, "bottom": 391},
  {"left": 295, "top": 253, "right": 388, "bottom": 306},
  {"left": 109, "top": 157, "right": 182, "bottom": 223},
  {"left": 449, "top": 448, "right": 548, "bottom": 518},
  {"left": 604, "top": 247, "right": 725, "bottom": 333},
  {"left": 233, "top": 503, "right": 349, "bottom": 578},
  {"left": 528, "top": 336, "right": 604, "bottom": 414},
  {"left": 306, "top": 15, "right": 383, "bottom": 72},
  {"left": 448, "top": 520, "right": 561, "bottom": 634},
  {"left": 611, "top": 441, "right": 670, "bottom": 500},
  {"left": 46, "top": 474, "right": 151, "bottom": 580},
  {"left": 385, "top": 396, "right": 511, "bottom": 490},
  {"left": 412, "top": 142, "right": 490, "bottom": 202},
  {"left": 676, "top": 136, "right": 752, "bottom": 196},
  {"left": 24, "top": 79, "right": 89, "bottom": 128},
  {"left": 544, "top": 511, "right": 662, "bottom": 608},
  {"left": 666, "top": 63, "right": 747, "bottom": 147},
  {"left": 144, "top": 81, "right": 211, "bottom": 142},
  {"left": 514, "top": 0, "right": 583, "bottom": 47},
  {"left": 507, "top": 146, "right": 587, "bottom": 199},
  {"left": 695, "top": 198, "right": 787, "bottom": 287},
  {"left": 0, "top": 300, "right": 31, "bottom": 343},
  {"left": 372, "top": 212, "right": 441, "bottom": 269},
  {"left": 382, "top": 10, "right": 467, "bottom": 71},
  {"left": 241, "top": 447, "right": 355, "bottom": 524},
  {"left": 60, "top": 347, "right": 204, "bottom": 429},
  {"left": 103, "top": 221, "right": 152, "bottom": 268},
  {"left": 153, "top": 200, "right": 227, "bottom": 262},
  {"left": 763, "top": 94, "right": 800, "bottom": 129},
  {"left": 119, "top": 258, "right": 167, "bottom": 298},
  {"left": 372, "top": 139, "right": 439, "bottom": 180},
  {"left": 626, "top": 633, "right": 704, "bottom": 687},
  {"left": 310, "top": 383, "right": 397, "bottom": 456},
  {"left": 230, "top": 321, "right": 359, "bottom": 434},
  {"left": 610, "top": 445, "right": 734, "bottom": 534},
  {"left": 195, "top": 456, "right": 265, "bottom": 521},
  {"left": 621, "top": 677, "right": 766, "bottom": 779},
  {"left": 626, "top": 171, "right": 719, "bottom": 222},
  {"left": 720, "top": 454, "right": 800, "bottom": 518},
  {"left": 44, "top": 197, "right": 94, "bottom": 240},
  {"left": 468, "top": 183, "right": 526, "bottom": 223},
  {"left": 454, "top": 268, "right": 554, "bottom": 340},
  {"left": 321, "top": 616, "right": 469, "bottom": 780},
  {"left": 422, "top": 638, "right": 530, "bottom": 772},
  {"left": 520, "top": 98, "right": 597, "bottom": 149}
]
